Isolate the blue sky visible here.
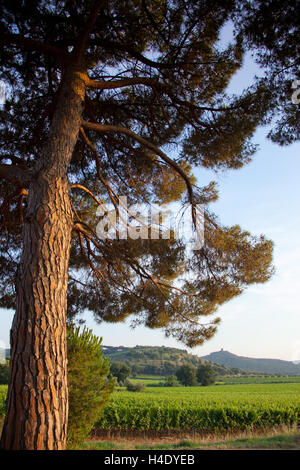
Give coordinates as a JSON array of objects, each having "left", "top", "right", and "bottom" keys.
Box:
[{"left": 1, "top": 42, "right": 299, "bottom": 362}]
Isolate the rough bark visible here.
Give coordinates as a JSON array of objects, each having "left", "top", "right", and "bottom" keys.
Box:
[{"left": 0, "top": 66, "right": 85, "bottom": 450}]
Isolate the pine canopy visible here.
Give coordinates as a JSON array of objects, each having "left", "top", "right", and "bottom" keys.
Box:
[{"left": 1, "top": 0, "right": 297, "bottom": 347}]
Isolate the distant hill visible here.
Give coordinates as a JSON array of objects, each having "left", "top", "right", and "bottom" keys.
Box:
[
  {"left": 103, "top": 345, "right": 247, "bottom": 377},
  {"left": 201, "top": 350, "right": 300, "bottom": 375}
]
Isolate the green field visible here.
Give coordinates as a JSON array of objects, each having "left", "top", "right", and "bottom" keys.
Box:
[
  {"left": 128, "top": 375, "right": 165, "bottom": 385},
  {"left": 2, "top": 382, "right": 300, "bottom": 435},
  {"left": 0, "top": 385, "right": 7, "bottom": 417},
  {"left": 95, "top": 383, "right": 300, "bottom": 433},
  {"left": 129, "top": 374, "right": 300, "bottom": 386},
  {"left": 219, "top": 376, "right": 300, "bottom": 385}
]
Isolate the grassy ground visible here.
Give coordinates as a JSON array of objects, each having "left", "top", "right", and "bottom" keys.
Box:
[
  {"left": 81, "top": 431, "right": 300, "bottom": 450},
  {"left": 128, "top": 376, "right": 165, "bottom": 385},
  {"left": 219, "top": 376, "right": 300, "bottom": 385},
  {"left": 130, "top": 375, "right": 300, "bottom": 386}
]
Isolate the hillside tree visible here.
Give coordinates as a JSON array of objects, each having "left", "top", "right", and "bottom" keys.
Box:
[
  {"left": 196, "top": 363, "right": 216, "bottom": 386},
  {"left": 110, "top": 362, "right": 131, "bottom": 384},
  {"left": 175, "top": 364, "right": 198, "bottom": 386},
  {"left": 0, "top": 0, "right": 297, "bottom": 449}
]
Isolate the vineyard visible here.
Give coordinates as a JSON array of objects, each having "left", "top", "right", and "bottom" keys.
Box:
[
  {"left": 1, "top": 382, "right": 300, "bottom": 434},
  {"left": 0, "top": 385, "right": 7, "bottom": 417},
  {"left": 219, "top": 376, "right": 300, "bottom": 385},
  {"left": 95, "top": 383, "right": 300, "bottom": 433}
]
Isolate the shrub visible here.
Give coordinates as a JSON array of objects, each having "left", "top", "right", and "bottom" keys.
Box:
[
  {"left": 67, "top": 325, "right": 115, "bottom": 448},
  {"left": 0, "top": 360, "right": 10, "bottom": 385},
  {"left": 197, "top": 364, "right": 217, "bottom": 386},
  {"left": 125, "top": 380, "right": 145, "bottom": 392},
  {"left": 164, "top": 375, "right": 180, "bottom": 387},
  {"left": 0, "top": 385, "right": 8, "bottom": 417}
]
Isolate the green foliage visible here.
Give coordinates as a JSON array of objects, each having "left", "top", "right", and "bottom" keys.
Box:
[
  {"left": 164, "top": 375, "right": 180, "bottom": 387},
  {"left": 220, "top": 376, "right": 300, "bottom": 385},
  {"left": 0, "top": 385, "right": 7, "bottom": 417},
  {"left": 197, "top": 364, "right": 216, "bottom": 386},
  {"left": 0, "top": 0, "right": 282, "bottom": 350},
  {"left": 103, "top": 345, "right": 243, "bottom": 377},
  {"left": 95, "top": 383, "right": 300, "bottom": 432},
  {"left": 236, "top": 0, "right": 299, "bottom": 145},
  {"left": 110, "top": 362, "right": 131, "bottom": 384},
  {"left": 0, "top": 360, "right": 9, "bottom": 385},
  {"left": 175, "top": 364, "right": 198, "bottom": 386},
  {"left": 125, "top": 380, "right": 145, "bottom": 392},
  {"left": 67, "top": 325, "right": 115, "bottom": 448}
]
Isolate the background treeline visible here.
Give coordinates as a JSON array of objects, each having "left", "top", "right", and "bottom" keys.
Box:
[{"left": 103, "top": 345, "right": 252, "bottom": 377}]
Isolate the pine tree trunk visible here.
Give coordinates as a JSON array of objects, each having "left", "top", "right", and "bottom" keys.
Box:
[{"left": 0, "top": 66, "right": 85, "bottom": 450}]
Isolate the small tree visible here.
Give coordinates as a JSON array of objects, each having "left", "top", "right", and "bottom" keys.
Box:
[
  {"left": 67, "top": 326, "right": 115, "bottom": 448},
  {"left": 175, "top": 365, "right": 198, "bottom": 386},
  {"left": 110, "top": 362, "right": 131, "bottom": 384},
  {"left": 125, "top": 380, "right": 145, "bottom": 392},
  {"left": 197, "top": 364, "right": 216, "bottom": 386},
  {"left": 164, "top": 375, "right": 180, "bottom": 387}
]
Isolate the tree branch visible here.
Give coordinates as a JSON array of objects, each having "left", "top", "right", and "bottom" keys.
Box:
[
  {"left": 85, "top": 75, "right": 228, "bottom": 123},
  {"left": 0, "top": 154, "right": 29, "bottom": 169},
  {"left": 0, "top": 188, "right": 28, "bottom": 219},
  {"left": 97, "top": 40, "right": 169, "bottom": 69},
  {"left": 94, "top": 39, "right": 225, "bottom": 70},
  {"left": 73, "top": 0, "right": 107, "bottom": 61},
  {"left": 72, "top": 219, "right": 202, "bottom": 323},
  {"left": 79, "top": 127, "right": 120, "bottom": 214},
  {"left": 81, "top": 120, "right": 195, "bottom": 210},
  {"left": 141, "top": 0, "right": 168, "bottom": 44},
  {"left": 0, "top": 164, "right": 32, "bottom": 187},
  {"left": 70, "top": 183, "right": 103, "bottom": 206},
  {"left": 86, "top": 76, "right": 165, "bottom": 90},
  {"left": 1, "top": 33, "right": 68, "bottom": 64}
]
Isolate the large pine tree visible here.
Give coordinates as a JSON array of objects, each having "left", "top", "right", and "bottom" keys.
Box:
[{"left": 0, "top": 0, "right": 296, "bottom": 449}]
